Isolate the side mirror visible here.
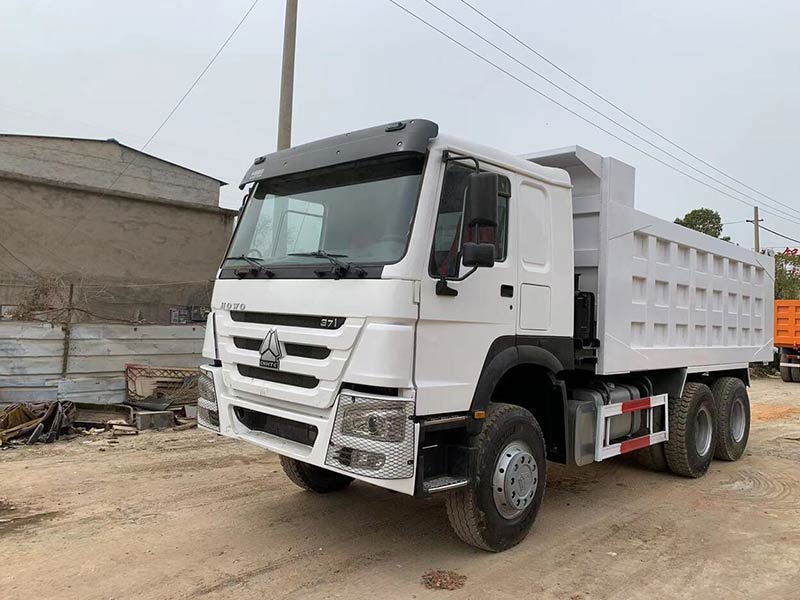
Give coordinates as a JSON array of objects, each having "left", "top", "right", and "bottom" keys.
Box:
[
  {"left": 435, "top": 168, "right": 500, "bottom": 296},
  {"left": 464, "top": 172, "right": 499, "bottom": 228},
  {"left": 462, "top": 242, "right": 495, "bottom": 268}
]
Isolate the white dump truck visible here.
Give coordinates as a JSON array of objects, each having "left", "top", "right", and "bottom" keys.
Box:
[{"left": 198, "top": 120, "right": 774, "bottom": 551}]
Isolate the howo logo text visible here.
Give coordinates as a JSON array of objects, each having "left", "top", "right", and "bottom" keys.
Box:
[{"left": 259, "top": 328, "right": 284, "bottom": 369}]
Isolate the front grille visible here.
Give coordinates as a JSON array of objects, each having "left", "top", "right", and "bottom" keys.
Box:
[
  {"left": 230, "top": 311, "right": 344, "bottom": 330},
  {"left": 233, "top": 337, "right": 331, "bottom": 359},
  {"left": 234, "top": 406, "right": 318, "bottom": 446},
  {"left": 237, "top": 364, "right": 319, "bottom": 389}
]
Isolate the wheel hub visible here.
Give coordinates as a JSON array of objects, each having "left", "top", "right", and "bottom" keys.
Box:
[
  {"left": 694, "top": 405, "right": 713, "bottom": 456},
  {"left": 493, "top": 441, "right": 538, "bottom": 520},
  {"left": 730, "top": 397, "right": 746, "bottom": 443}
]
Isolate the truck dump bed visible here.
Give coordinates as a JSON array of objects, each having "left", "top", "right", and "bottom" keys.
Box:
[
  {"left": 527, "top": 147, "right": 775, "bottom": 375},
  {"left": 774, "top": 300, "right": 800, "bottom": 349}
]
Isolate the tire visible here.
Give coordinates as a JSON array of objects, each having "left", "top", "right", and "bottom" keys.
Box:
[
  {"left": 780, "top": 365, "right": 792, "bottom": 382},
  {"left": 791, "top": 359, "right": 800, "bottom": 383},
  {"left": 635, "top": 442, "right": 669, "bottom": 472},
  {"left": 279, "top": 456, "right": 353, "bottom": 493},
  {"left": 665, "top": 382, "right": 717, "bottom": 478},
  {"left": 445, "top": 403, "right": 546, "bottom": 552},
  {"left": 711, "top": 377, "right": 750, "bottom": 461}
]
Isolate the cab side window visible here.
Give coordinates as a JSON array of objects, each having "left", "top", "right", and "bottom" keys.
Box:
[{"left": 429, "top": 162, "right": 509, "bottom": 278}]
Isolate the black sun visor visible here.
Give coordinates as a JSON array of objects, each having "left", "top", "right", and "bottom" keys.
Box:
[{"left": 239, "top": 119, "right": 438, "bottom": 189}]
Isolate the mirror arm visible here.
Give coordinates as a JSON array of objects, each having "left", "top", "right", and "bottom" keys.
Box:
[
  {"left": 442, "top": 150, "right": 480, "bottom": 173},
  {"left": 435, "top": 266, "right": 478, "bottom": 297}
]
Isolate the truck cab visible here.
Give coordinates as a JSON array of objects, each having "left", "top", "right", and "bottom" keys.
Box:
[{"left": 198, "top": 119, "right": 771, "bottom": 551}]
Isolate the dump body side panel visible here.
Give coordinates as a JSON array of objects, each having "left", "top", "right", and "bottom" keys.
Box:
[
  {"left": 774, "top": 300, "right": 800, "bottom": 349},
  {"left": 598, "top": 203, "right": 774, "bottom": 373},
  {"left": 527, "top": 146, "right": 775, "bottom": 376}
]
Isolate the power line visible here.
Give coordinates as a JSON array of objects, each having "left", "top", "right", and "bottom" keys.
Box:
[
  {"left": 105, "top": 0, "right": 261, "bottom": 193},
  {"left": 0, "top": 239, "right": 40, "bottom": 276},
  {"left": 457, "top": 0, "right": 799, "bottom": 217},
  {"left": 0, "top": 193, "right": 41, "bottom": 275},
  {"left": 31, "top": 0, "right": 260, "bottom": 273},
  {"left": 421, "top": 0, "right": 800, "bottom": 224},
  {"left": 386, "top": 0, "right": 800, "bottom": 225},
  {"left": 759, "top": 224, "right": 800, "bottom": 246}
]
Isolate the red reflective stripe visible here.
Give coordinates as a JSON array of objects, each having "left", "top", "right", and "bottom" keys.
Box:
[
  {"left": 621, "top": 397, "right": 651, "bottom": 413},
  {"left": 620, "top": 435, "right": 652, "bottom": 454}
]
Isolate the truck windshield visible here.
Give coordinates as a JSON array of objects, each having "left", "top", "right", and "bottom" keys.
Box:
[{"left": 225, "top": 155, "right": 424, "bottom": 273}]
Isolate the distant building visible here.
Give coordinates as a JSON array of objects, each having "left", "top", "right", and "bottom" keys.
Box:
[{"left": 0, "top": 134, "right": 236, "bottom": 323}]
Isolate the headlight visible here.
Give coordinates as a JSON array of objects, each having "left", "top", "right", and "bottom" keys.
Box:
[
  {"left": 326, "top": 392, "right": 415, "bottom": 479},
  {"left": 339, "top": 395, "right": 407, "bottom": 442},
  {"left": 339, "top": 448, "right": 386, "bottom": 470}
]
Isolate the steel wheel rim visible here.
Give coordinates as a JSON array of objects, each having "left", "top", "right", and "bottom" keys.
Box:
[
  {"left": 694, "top": 405, "right": 713, "bottom": 456},
  {"left": 492, "top": 441, "right": 537, "bottom": 520},
  {"left": 730, "top": 398, "right": 746, "bottom": 443}
]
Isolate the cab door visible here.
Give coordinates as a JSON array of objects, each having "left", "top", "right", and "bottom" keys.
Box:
[{"left": 415, "top": 159, "right": 517, "bottom": 416}]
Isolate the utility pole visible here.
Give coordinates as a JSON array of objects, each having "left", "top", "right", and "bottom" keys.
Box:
[
  {"left": 277, "top": 0, "right": 298, "bottom": 151},
  {"left": 752, "top": 206, "right": 761, "bottom": 253}
]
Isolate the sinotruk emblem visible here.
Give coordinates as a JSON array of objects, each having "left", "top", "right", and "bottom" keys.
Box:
[{"left": 259, "top": 328, "right": 284, "bottom": 369}]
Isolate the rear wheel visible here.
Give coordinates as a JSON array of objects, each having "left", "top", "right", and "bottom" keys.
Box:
[
  {"left": 711, "top": 377, "right": 750, "bottom": 461},
  {"left": 665, "top": 382, "right": 717, "bottom": 478},
  {"left": 445, "top": 403, "right": 546, "bottom": 552},
  {"left": 635, "top": 441, "right": 669, "bottom": 472},
  {"left": 791, "top": 358, "right": 800, "bottom": 383},
  {"left": 280, "top": 456, "right": 353, "bottom": 493},
  {"left": 780, "top": 364, "right": 792, "bottom": 382}
]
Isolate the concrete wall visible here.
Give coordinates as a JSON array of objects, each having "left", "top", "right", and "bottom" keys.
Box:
[
  {"left": 0, "top": 135, "right": 223, "bottom": 207},
  {"left": 0, "top": 321, "right": 204, "bottom": 405},
  {"left": 0, "top": 175, "right": 234, "bottom": 322}
]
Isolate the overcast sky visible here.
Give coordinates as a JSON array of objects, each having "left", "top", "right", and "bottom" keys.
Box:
[{"left": 2, "top": 0, "right": 798, "bottom": 249}]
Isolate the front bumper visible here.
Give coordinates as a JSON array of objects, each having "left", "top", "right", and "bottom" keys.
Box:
[{"left": 198, "top": 364, "right": 419, "bottom": 495}]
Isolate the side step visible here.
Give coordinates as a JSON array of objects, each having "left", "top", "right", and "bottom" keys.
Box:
[
  {"left": 595, "top": 393, "right": 669, "bottom": 461},
  {"left": 423, "top": 475, "right": 469, "bottom": 494}
]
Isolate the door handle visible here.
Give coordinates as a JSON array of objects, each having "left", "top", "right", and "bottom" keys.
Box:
[{"left": 500, "top": 285, "right": 514, "bottom": 298}]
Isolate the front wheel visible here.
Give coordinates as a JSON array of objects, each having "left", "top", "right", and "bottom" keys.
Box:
[
  {"left": 445, "top": 403, "right": 546, "bottom": 552},
  {"left": 280, "top": 456, "right": 353, "bottom": 493}
]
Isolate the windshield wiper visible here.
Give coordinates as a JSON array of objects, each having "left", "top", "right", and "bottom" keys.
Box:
[
  {"left": 287, "top": 251, "right": 367, "bottom": 279},
  {"left": 224, "top": 255, "right": 274, "bottom": 279}
]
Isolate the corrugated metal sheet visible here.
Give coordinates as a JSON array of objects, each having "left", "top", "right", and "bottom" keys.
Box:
[{"left": 0, "top": 321, "right": 204, "bottom": 404}]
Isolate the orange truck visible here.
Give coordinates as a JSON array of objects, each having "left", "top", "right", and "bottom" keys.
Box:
[{"left": 775, "top": 300, "right": 800, "bottom": 382}]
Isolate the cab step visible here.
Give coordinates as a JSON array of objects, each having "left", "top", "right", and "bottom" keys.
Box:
[{"left": 423, "top": 475, "right": 469, "bottom": 494}]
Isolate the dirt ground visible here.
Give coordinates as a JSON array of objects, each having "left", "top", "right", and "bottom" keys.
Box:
[{"left": 2, "top": 378, "right": 799, "bottom": 600}]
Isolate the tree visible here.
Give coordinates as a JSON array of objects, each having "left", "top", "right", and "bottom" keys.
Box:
[
  {"left": 674, "top": 208, "right": 731, "bottom": 241},
  {"left": 775, "top": 251, "right": 800, "bottom": 299}
]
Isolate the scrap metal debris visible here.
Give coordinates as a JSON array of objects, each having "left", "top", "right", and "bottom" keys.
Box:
[
  {"left": 0, "top": 401, "right": 75, "bottom": 446},
  {"left": 73, "top": 403, "right": 134, "bottom": 427},
  {"left": 1, "top": 367, "right": 203, "bottom": 447},
  {"left": 125, "top": 365, "right": 199, "bottom": 415}
]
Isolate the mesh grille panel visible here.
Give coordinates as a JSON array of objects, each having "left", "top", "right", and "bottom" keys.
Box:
[
  {"left": 197, "top": 370, "right": 219, "bottom": 431},
  {"left": 198, "top": 371, "right": 217, "bottom": 406},
  {"left": 198, "top": 405, "right": 220, "bottom": 431},
  {"left": 325, "top": 395, "right": 415, "bottom": 479}
]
